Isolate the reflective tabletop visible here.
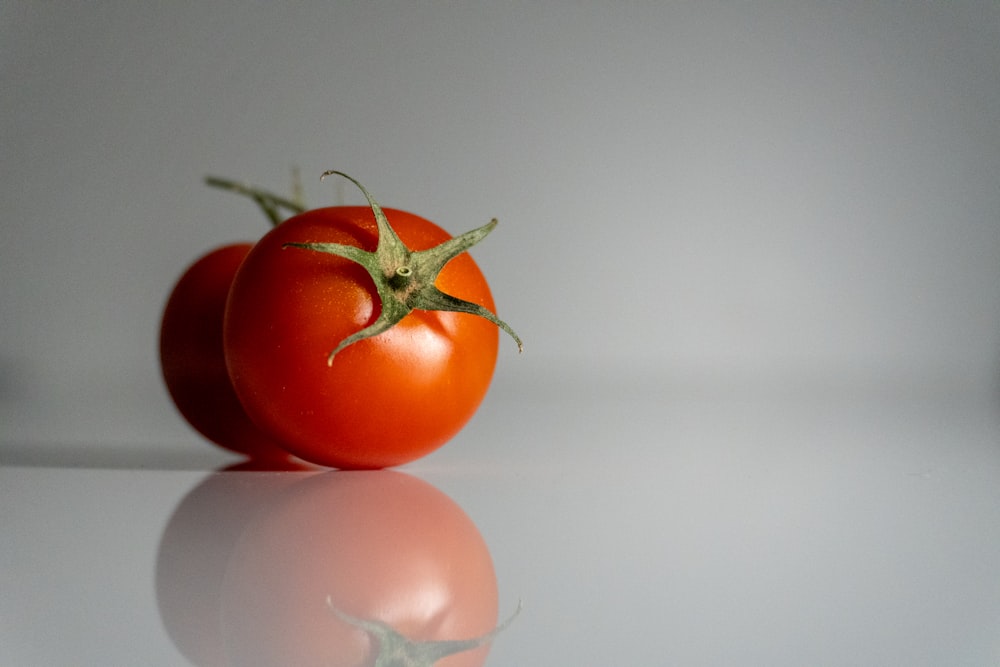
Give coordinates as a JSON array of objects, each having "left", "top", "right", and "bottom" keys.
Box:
[
  {"left": 4, "top": 372, "right": 1000, "bottom": 665},
  {"left": 5, "top": 2, "right": 1000, "bottom": 665}
]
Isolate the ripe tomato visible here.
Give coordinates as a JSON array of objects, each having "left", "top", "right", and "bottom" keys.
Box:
[
  {"left": 219, "top": 471, "right": 508, "bottom": 667},
  {"left": 223, "top": 205, "right": 502, "bottom": 469},
  {"left": 159, "top": 244, "right": 290, "bottom": 462}
]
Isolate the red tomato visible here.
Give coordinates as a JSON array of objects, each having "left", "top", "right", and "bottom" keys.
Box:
[
  {"left": 219, "top": 471, "right": 503, "bottom": 667},
  {"left": 159, "top": 244, "right": 291, "bottom": 461},
  {"left": 223, "top": 206, "right": 501, "bottom": 469}
]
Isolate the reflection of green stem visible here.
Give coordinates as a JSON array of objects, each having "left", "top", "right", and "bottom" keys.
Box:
[
  {"left": 327, "top": 595, "right": 522, "bottom": 666},
  {"left": 204, "top": 175, "right": 307, "bottom": 227}
]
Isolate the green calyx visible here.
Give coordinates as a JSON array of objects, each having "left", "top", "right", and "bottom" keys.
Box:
[
  {"left": 284, "top": 170, "right": 523, "bottom": 365},
  {"left": 327, "top": 596, "right": 521, "bottom": 666}
]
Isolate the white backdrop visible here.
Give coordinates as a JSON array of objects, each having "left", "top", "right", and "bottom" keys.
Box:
[{"left": 2, "top": 2, "right": 999, "bottom": 450}]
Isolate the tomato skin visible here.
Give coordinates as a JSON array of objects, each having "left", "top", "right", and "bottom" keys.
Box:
[
  {"left": 223, "top": 206, "right": 500, "bottom": 469},
  {"left": 159, "top": 244, "right": 290, "bottom": 461},
  {"left": 219, "top": 471, "right": 500, "bottom": 667}
]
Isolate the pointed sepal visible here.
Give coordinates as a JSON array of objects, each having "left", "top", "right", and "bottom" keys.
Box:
[{"left": 285, "top": 171, "right": 522, "bottom": 364}]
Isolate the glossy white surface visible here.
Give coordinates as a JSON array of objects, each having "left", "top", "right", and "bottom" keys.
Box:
[{"left": 4, "top": 373, "right": 1000, "bottom": 665}]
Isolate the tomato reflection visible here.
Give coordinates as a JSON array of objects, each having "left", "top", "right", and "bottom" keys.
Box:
[
  {"left": 157, "top": 469, "right": 510, "bottom": 666},
  {"left": 156, "top": 465, "right": 309, "bottom": 666}
]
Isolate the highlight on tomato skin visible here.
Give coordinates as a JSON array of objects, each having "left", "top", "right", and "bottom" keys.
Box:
[{"left": 217, "top": 471, "right": 511, "bottom": 667}]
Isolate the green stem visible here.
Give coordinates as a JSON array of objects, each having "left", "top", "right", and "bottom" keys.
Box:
[
  {"left": 388, "top": 266, "right": 414, "bottom": 290},
  {"left": 286, "top": 171, "right": 523, "bottom": 363},
  {"left": 205, "top": 175, "right": 307, "bottom": 226},
  {"left": 209, "top": 169, "right": 523, "bottom": 365}
]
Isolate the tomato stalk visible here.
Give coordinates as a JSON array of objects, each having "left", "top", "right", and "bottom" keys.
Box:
[
  {"left": 205, "top": 175, "right": 306, "bottom": 226},
  {"left": 284, "top": 170, "right": 523, "bottom": 365}
]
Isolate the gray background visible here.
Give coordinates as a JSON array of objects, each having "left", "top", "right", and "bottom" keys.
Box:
[
  {"left": 4, "top": 3, "right": 1000, "bottom": 664},
  {"left": 2, "top": 2, "right": 999, "bottom": 446}
]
